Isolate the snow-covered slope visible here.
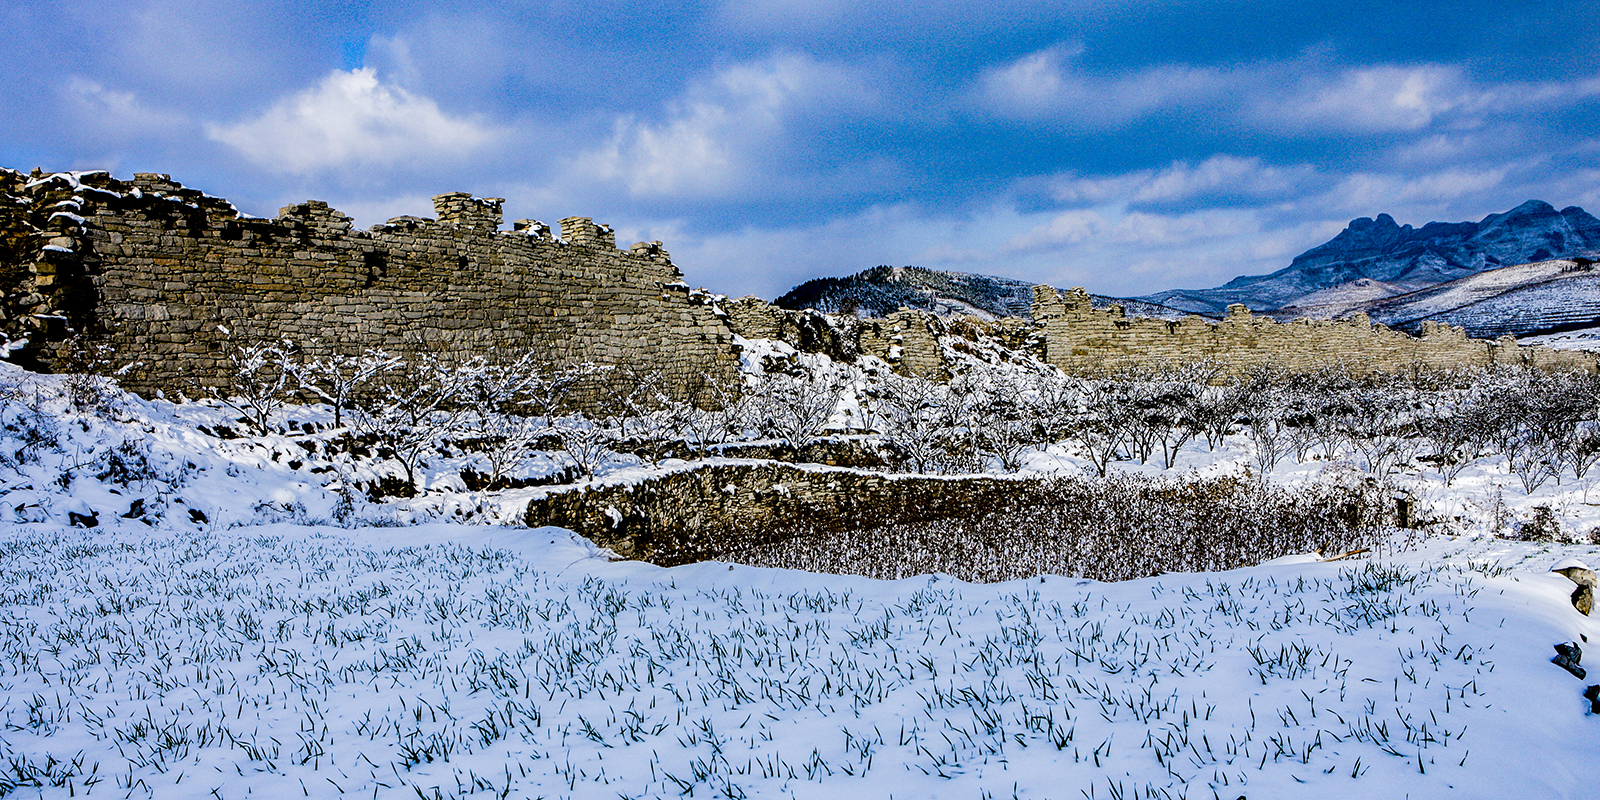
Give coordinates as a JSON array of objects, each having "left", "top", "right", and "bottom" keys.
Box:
[
  {"left": 1280, "top": 258, "right": 1600, "bottom": 338},
  {"left": 1277, "top": 276, "right": 1411, "bottom": 318},
  {"left": 4, "top": 518, "right": 1596, "bottom": 800}
]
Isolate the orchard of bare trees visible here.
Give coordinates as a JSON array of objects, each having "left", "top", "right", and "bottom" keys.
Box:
[{"left": 198, "top": 334, "right": 1600, "bottom": 506}]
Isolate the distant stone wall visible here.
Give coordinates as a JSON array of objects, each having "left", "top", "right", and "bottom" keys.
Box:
[
  {"left": 1, "top": 169, "right": 740, "bottom": 397},
  {"left": 1032, "top": 286, "right": 1596, "bottom": 375}
]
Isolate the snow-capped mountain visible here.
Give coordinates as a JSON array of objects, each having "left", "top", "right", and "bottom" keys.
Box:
[
  {"left": 1140, "top": 200, "right": 1600, "bottom": 315},
  {"left": 776, "top": 265, "right": 1199, "bottom": 321}
]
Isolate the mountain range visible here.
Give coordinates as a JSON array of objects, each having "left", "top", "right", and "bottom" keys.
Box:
[
  {"left": 1139, "top": 200, "right": 1600, "bottom": 316},
  {"left": 774, "top": 200, "right": 1600, "bottom": 339}
]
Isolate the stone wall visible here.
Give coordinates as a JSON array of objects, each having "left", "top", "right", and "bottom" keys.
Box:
[
  {"left": 1031, "top": 286, "right": 1597, "bottom": 375},
  {"left": 7, "top": 166, "right": 1590, "bottom": 398},
  {"left": 1, "top": 168, "right": 740, "bottom": 396},
  {"left": 521, "top": 460, "right": 1029, "bottom": 564}
]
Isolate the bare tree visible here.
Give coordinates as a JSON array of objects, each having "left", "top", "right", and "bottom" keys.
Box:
[
  {"left": 210, "top": 339, "right": 294, "bottom": 433},
  {"left": 349, "top": 354, "right": 480, "bottom": 491},
  {"left": 749, "top": 368, "right": 846, "bottom": 450},
  {"left": 873, "top": 373, "right": 955, "bottom": 474},
  {"left": 288, "top": 346, "right": 401, "bottom": 427},
  {"left": 1072, "top": 378, "right": 1138, "bottom": 478},
  {"left": 555, "top": 415, "right": 616, "bottom": 479}
]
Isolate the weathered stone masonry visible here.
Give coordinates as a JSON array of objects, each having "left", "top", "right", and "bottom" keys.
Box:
[{"left": 1, "top": 168, "right": 740, "bottom": 396}]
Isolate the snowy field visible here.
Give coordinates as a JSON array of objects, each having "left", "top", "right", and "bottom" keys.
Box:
[
  {"left": 2, "top": 356, "right": 1600, "bottom": 799},
  {"left": 3, "top": 520, "right": 1598, "bottom": 800}
]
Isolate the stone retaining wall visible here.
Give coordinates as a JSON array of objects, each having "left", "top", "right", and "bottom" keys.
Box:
[{"left": 522, "top": 461, "right": 1027, "bottom": 565}]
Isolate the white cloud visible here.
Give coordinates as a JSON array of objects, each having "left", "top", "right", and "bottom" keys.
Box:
[
  {"left": 974, "top": 44, "right": 1227, "bottom": 128},
  {"left": 1264, "top": 65, "right": 1469, "bottom": 133},
  {"left": 205, "top": 68, "right": 498, "bottom": 174},
  {"left": 1051, "top": 156, "right": 1313, "bottom": 205},
  {"left": 1259, "top": 66, "right": 1600, "bottom": 136},
  {"left": 1311, "top": 167, "right": 1510, "bottom": 217},
  {"left": 976, "top": 47, "right": 1600, "bottom": 139},
  {"left": 575, "top": 54, "right": 877, "bottom": 198},
  {"left": 1010, "top": 206, "right": 1256, "bottom": 253},
  {"left": 64, "top": 76, "right": 189, "bottom": 135}
]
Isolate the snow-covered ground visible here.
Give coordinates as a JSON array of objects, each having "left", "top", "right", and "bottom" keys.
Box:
[
  {"left": 4, "top": 517, "right": 1597, "bottom": 799},
  {"left": 1523, "top": 326, "right": 1600, "bottom": 353},
  {"left": 2, "top": 362, "right": 1600, "bottom": 799}
]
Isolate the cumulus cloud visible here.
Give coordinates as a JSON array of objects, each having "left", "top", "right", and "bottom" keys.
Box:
[
  {"left": 575, "top": 54, "right": 877, "bottom": 198},
  {"left": 206, "top": 68, "right": 499, "bottom": 174}
]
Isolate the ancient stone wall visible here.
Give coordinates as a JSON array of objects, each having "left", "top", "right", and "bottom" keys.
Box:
[
  {"left": 1031, "top": 286, "right": 1597, "bottom": 375},
  {"left": 7, "top": 167, "right": 1590, "bottom": 399},
  {"left": 1, "top": 168, "right": 740, "bottom": 396}
]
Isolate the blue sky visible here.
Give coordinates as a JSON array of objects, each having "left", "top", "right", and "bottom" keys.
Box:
[{"left": 4, "top": 1, "right": 1597, "bottom": 300}]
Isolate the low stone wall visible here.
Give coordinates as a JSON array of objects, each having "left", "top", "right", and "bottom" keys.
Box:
[
  {"left": 723, "top": 289, "right": 1597, "bottom": 380},
  {"left": 522, "top": 461, "right": 1029, "bottom": 565}
]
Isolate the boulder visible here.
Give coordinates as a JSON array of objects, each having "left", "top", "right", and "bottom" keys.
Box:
[
  {"left": 1575, "top": 584, "right": 1595, "bottom": 616},
  {"left": 1551, "top": 557, "right": 1598, "bottom": 587},
  {"left": 1553, "top": 642, "right": 1586, "bottom": 679}
]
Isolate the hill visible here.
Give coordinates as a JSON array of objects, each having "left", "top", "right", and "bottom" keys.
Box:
[{"left": 775, "top": 265, "right": 1199, "bottom": 321}]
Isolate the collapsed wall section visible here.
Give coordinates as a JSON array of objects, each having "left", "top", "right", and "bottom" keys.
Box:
[
  {"left": 722, "top": 296, "right": 955, "bottom": 378},
  {"left": 0, "top": 168, "right": 740, "bottom": 396}
]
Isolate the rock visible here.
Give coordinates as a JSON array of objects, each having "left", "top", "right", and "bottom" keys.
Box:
[
  {"left": 1575, "top": 584, "right": 1595, "bottom": 616},
  {"left": 1551, "top": 557, "right": 1598, "bottom": 587},
  {"left": 1585, "top": 685, "right": 1600, "bottom": 714},
  {"left": 67, "top": 510, "right": 99, "bottom": 528},
  {"left": 1553, "top": 642, "right": 1587, "bottom": 679}
]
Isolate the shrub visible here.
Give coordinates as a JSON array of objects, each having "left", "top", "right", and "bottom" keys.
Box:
[{"left": 723, "top": 472, "right": 1396, "bottom": 583}]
